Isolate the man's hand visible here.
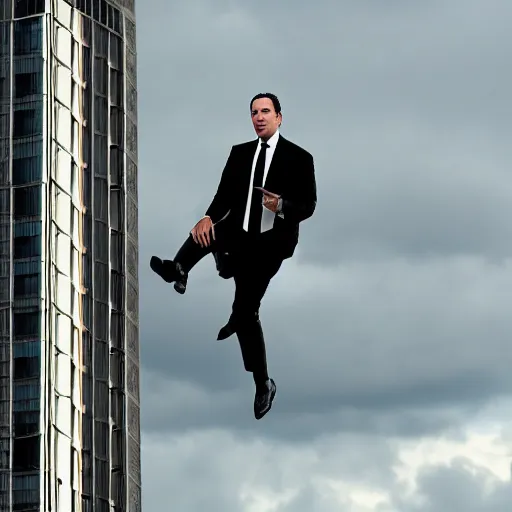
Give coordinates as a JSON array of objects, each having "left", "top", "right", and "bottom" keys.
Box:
[
  {"left": 255, "top": 187, "right": 281, "bottom": 213},
  {"left": 191, "top": 216, "right": 215, "bottom": 248}
]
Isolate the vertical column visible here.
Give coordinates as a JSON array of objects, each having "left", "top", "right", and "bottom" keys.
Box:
[
  {"left": 11, "top": 13, "right": 44, "bottom": 512},
  {"left": 80, "top": 11, "right": 94, "bottom": 512},
  {"left": 108, "top": 18, "right": 126, "bottom": 512},
  {"left": 123, "top": 13, "right": 140, "bottom": 512},
  {"left": 0, "top": 15, "right": 11, "bottom": 512},
  {"left": 90, "top": 19, "right": 110, "bottom": 512}
]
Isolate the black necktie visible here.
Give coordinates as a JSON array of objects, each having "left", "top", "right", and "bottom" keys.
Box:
[{"left": 248, "top": 142, "right": 269, "bottom": 233}]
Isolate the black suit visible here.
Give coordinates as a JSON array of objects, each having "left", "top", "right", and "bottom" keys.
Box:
[
  {"left": 173, "top": 134, "right": 316, "bottom": 379},
  {"left": 205, "top": 135, "right": 317, "bottom": 259}
]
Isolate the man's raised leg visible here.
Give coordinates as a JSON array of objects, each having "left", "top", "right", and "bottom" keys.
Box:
[{"left": 150, "top": 234, "right": 214, "bottom": 294}]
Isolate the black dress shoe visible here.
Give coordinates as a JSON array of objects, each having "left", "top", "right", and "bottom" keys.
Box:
[
  {"left": 217, "top": 321, "right": 236, "bottom": 340},
  {"left": 150, "top": 256, "right": 188, "bottom": 294},
  {"left": 254, "top": 379, "right": 276, "bottom": 420}
]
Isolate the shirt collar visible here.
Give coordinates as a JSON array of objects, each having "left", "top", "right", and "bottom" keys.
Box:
[{"left": 259, "top": 129, "right": 280, "bottom": 148}]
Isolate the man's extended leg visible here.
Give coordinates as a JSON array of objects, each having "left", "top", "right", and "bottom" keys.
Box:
[{"left": 230, "top": 253, "right": 283, "bottom": 419}]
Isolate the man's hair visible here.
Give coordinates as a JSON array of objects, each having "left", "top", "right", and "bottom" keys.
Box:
[{"left": 250, "top": 92, "right": 281, "bottom": 114}]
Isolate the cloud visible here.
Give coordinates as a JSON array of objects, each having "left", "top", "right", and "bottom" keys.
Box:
[
  {"left": 140, "top": 409, "right": 512, "bottom": 511},
  {"left": 134, "top": 0, "right": 512, "bottom": 509}
]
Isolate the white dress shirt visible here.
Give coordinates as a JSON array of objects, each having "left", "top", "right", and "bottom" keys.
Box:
[{"left": 243, "top": 129, "right": 280, "bottom": 233}]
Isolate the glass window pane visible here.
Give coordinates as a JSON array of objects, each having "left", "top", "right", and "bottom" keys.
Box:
[
  {"left": 13, "top": 154, "right": 42, "bottom": 185},
  {"left": 14, "top": 185, "right": 41, "bottom": 217},
  {"left": 14, "top": 235, "right": 41, "bottom": 258},
  {"left": 13, "top": 436, "right": 40, "bottom": 470},
  {"left": 13, "top": 273, "right": 40, "bottom": 297},
  {"left": 13, "top": 105, "right": 43, "bottom": 138},
  {"left": 14, "top": 18, "right": 42, "bottom": 55},
  {"left": 93, "top": 56, "right": 107, "bottom": 95},
  {"left": 14, "top": 0, "right": 45, "bottom": 18},
  {"left": 15, "top": 71, "right": 42, "bottom": 98}
]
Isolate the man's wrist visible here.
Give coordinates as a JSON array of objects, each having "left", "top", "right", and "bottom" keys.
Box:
[{"left": 277, "top": 197, "right": 283, "bottom": 213}]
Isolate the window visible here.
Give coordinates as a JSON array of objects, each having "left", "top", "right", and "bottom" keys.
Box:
[
  {"left": 93, "top": 380, "right": 108, "bottom": 419},
  {"left": 94, "top": 177, "right": 108, "bottom": 221},
  {"left": 110, "top": 189, "right": 123, "bottom": 232},
  {"left": 14, "top": 0, "right": 45, "bottom": 18},
  {"left": 13, "top": 380, "right": 39, "bottom": 410},
  {"left": 110, "top": 147, "right": 122, "bottom": 186},
  {"left": 14, "top": 356, "right": 39, "bottom": 379},
  {"left": 92, "top": 0, "right": 100, "bottom": 24},
  {"left": 14, "top": 235, "right": 41, "bottom": 259},
  {"left": 82, "top": 449, "right": 92, "bottom": 496},
  {"left": 13, "top": 107, "right": 43, "bottom": 137},
  {"left": 13, "top": 436, "right": 40, "bottom": 470},
  {"left": 94, "top": 420, "right": 108, "bottom": 459},
  {"left": 109, "top": 33, "right": 121, "bottom": 70},
  {"left": 110, "top": 350, "right": 123, "bottom": 390},
  {"left": 110, "top": 232, "right": 122, "bottom": 273},
  {"left": 112, "top": 7, "right": 121, "bottom": 34},
  {"left": 110, "top": 311, "right": 123, "bottom": 350},
  {"left": 0, "top": 309, "right": 9, "bottom": 337},
  {"left": 14, "top": 185, "right": 41, "bottom": 217},
  {"left": 0, "top": 189, "right": 8, "bottom": 214},
  {"left": 15, "top": 72, "right": 42, "bottom": 98},
  {"left": 82, "top": 330, "right": 92, "bottom": 368},
  {"left": 83, "top": 45, "right": 91, "bottom": 84},
  {"left": 110, "top": 107, "right": 123, "bottom": 146},
  {"left": 81, "top": 15, "right": 91, "bottom": 47},
  {"left": 83, "top": 251, "right": 92, "bottom": 289},
  {"left": 13, "top": 410, "right": 39, "bottom": 436},
  {"left": 13, "top": 273, "right": 40, "bottom": 298},
  {"left": 82, "top": 373, "right": 92, "bottom": 410},
  {"left": 12, "top": 474, "right": 39, "bottom": 510},
  {"left": 93, "top": 56, "right": 107, "bottom": 95},
  {"left": 94, "top": 458, "right": 109, "bottom": 500},
  {"left": 94, "top": 220, "right": 108, "bottom": 263},
  {"left": 100, "top": 0, "right": 107, "bottom": 26},
  {"left": 13, "top": 340, "right": 40, "bottom": 380},
  {"left": 13, "top": 312, "right": 40, "bottom": 337},
  {"left": 14, "top": 18, "right": 42, "bottom": 56},
  {"left": 94, "top": 338, "right": 108, "bottom": 380},
  {"left": 109, "top": 68, "right": 122, "bottom": 107},
  {"left": 94, "top": 261, "right": 108, "bottom": 302},
  {"left": 82, "top": 413, "right": 92, "bottom": 451},
  {"left": 110, "top": 271, "right": 123, "bottom": 311},
  {"left": 94, "top": 301, "right": 108, "bottom": 341},
  {"left": 94, "top": 95, "right": 107, "bottom": 134},
  {"left": 93, "top": 25, "right": 108, "bottom": 60},
  {"left": 93, "top": 134, "right": 107, "bottom": 176},
  {"left": 13, "top": 155, "right": 42, "bottom": 185},
  {"left": 0, "top": 2, "right": 11, "bottom": 21}
]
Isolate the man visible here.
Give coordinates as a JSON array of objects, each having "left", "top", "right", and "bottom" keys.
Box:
[{"left": 150, "top": 93, "right": 316, "bottom": 419}]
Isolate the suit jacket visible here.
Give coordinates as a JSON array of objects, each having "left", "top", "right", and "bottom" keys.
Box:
[{"left": 205, "top": 135, "right": 317, "bottom": 259}]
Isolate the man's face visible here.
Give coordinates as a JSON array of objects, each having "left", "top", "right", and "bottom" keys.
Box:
[{"left": 251, "top": 97, "right": 282, "bottom": 141}]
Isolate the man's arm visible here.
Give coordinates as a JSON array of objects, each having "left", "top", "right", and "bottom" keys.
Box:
[
  {"left": 204, "top": 146, "right": 235, "bottom": 224},
  {"left": 280, "top": 152, "right": 317, "bottom": 223}
]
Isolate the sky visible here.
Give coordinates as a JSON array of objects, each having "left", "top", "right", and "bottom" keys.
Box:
[{"left": 134, "top": 1, "right": 512, "bottom": 510}]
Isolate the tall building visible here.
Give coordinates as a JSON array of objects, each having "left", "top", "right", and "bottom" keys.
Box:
[{"left": 0, "top": 0, "right": 140, "bottom": 511}]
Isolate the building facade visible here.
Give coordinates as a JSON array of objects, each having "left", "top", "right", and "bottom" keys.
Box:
[{"left": 0, "top": 0, "right": 140, "bottom": 510}]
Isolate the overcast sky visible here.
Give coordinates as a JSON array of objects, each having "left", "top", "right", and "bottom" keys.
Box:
[{"left": 135, "top": 1, "right": 512, "bottom": 510}]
